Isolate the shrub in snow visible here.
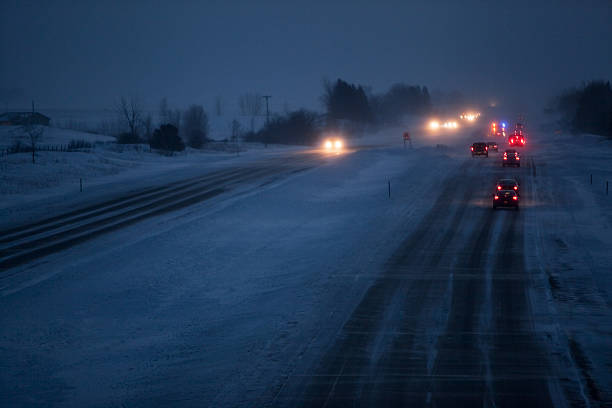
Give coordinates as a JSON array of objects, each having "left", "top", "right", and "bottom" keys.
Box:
[
  {"left": 150, "top": 124, "right": 185, "bottom": 152},
  {"left": 117, "top": 132, "right": 141, "bottom": 144}
]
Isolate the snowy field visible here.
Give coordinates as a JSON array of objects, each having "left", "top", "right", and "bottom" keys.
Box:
[{"left": 1, "top": 120, "right": 611, "bottom": 406}]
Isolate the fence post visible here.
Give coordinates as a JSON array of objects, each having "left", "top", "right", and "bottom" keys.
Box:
[
  {"left": 590, "top": 174, "right": 593, "bottom": 185},
  {"left": 607, "top": 181, "right": 609, "bottom": 195},
  {"left": 388, "top": 180, "right": 391, "bottom": 199},
  {"left": 80, "top": 178, "right": 82, "bottom": 192}
]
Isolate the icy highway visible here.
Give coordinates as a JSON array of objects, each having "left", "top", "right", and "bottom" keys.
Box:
[{"left": 1, "top": 128, "right": 611, "bottom": 407}]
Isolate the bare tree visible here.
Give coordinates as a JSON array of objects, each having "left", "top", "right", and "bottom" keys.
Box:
[
  {"left": 182, "top": 105, "right": 209, "bottom": 148},
  {"left": 116, "top": 97, "right": 142, "bottom": 142},
  {"left": 214, "top": 96, "right": 223, "bottom": 116},
  {"left": 238, "top": 93, "right": 262, "bottom": 132},
  {"left": 20, "top": 121, "right": 44, "bottom": 164},
  {"left": 142, "top": 114, "right": 153, "bottom": 142},
  {"left": 159, "top": 97, "right": 181, "bottom": 128},
  {"left": 230, "top": 119, "right": 242, "bottom": 156},
  {"left": 159, "top": 97, "right": 170, "bottom": 124}
]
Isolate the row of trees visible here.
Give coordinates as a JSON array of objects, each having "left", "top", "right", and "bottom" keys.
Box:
[
  {"left": 245, "top": 79, "right": 433, "bottom": 147},
  {"left": 244, "top": 110, "right": 320, "bottom": 146},
  {"left": 116, "top": 97, "right": 209, "bottom": 151},
  {"left": 550, "top": 80, "right": 612, "bottom": 137},
  {"left": 115, "top": 94, "right": 269, "bottom": 151},
  {"left": 322, "top": 78, "right": 431, "bottom": 125},
  {"left": 113, "top": 80, "right": 433, "bottom": 151}
]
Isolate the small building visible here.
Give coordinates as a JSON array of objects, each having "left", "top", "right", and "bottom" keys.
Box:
[{"left": 0, "top": 112, "right": 51, "bottom": 126}]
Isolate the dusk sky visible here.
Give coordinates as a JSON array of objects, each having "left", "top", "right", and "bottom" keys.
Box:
[{"left": 1, "top": 0, "right": 611, "bottom": 113}]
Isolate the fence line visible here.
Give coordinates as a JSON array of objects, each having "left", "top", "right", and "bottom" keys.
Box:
[{"left": 0, "top": 143, "right": 94, "bottom": 157}]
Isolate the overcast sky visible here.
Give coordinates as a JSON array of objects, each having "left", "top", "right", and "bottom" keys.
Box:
[{"left": 1, "top": 0, "right": 611, "bottom": 113}]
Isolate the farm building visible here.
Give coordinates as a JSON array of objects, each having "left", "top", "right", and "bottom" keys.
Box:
[{"left": 0, "top": 112, "right": 51, "bottom": 126}]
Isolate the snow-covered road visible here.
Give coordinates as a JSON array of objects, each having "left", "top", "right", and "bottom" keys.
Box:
[{"left": 1, "top": 126, "right": 610, "bottom": 407}]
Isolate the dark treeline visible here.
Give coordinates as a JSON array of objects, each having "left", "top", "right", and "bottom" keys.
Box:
[
  {"left": 551, "top": 80, "right": 612, "bottom": 137},
  {"left": 246, "top": 78, "right": 431, "bottom": 146},
  {"left": 322, "top": 79, "right": 372, "bottom": 123},
  {"left": 322, "top": 78, "right": 431, "bottom": 125},
  {"left": 370, "top": 83, "right": 431, "bottom": 124},
  {"left": 244, "top": 110, "right": 320, "bottom": 146}
]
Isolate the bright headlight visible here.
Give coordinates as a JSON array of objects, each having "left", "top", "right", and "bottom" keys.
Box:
[
  {"left": 324, "top": 140, "right": 332, "bottom": 149},
  {"left": 334, "top": 140, "right": 342, "bottom": 149}
]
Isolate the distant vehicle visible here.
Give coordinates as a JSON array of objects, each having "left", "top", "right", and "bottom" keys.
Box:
[
  {"left": 323, "top": 138, "right": 343, "bottom": 152},
  {"left": 509, "top": 131, "right": 525, "bottom": 146},
  {"left": 496, "top": 178, "right": 519, "bottom": 194},
  {"left": 493, "top": 190, "right": 519, "bottom": 210},
  {"left": 490, "top": 121, "right": 507, "bottom": 138},
  {"left": 515, "top": 122, "right": 524, "bottom": 132},
  {"left": 487, "top": 142, "right": 498, "bottom": 152},
  {"left": 471, "top": 142, "right": 488, "bottom": 157},
  {"left": 503, "top": 150, "right": 520, "bottom": 167}
]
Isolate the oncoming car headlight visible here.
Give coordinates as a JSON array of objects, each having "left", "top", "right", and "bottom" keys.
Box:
[{"left": 323, "top": 137, "right": 344, "bottom": 151}]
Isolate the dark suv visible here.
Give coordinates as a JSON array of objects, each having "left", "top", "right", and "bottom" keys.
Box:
[
  {"left": 471, "top": 142, "right": 488, "bottom": 157},
  {"left": 503, "top": 150, "right": 520, "bottom": 167},
  {"left": 493, "top": 190, "right": 519, "bottom": 210},
  {"left": 496, "top": 178, "right": 519, "bottom": 194}
]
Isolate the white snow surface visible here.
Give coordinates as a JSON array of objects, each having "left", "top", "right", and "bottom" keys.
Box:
[{"left": 0, "top": 120, "right": 610, "bottom": 406}]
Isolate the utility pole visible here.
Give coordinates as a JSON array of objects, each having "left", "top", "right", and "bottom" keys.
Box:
[{"left": 262, "top": 95, "right": 271, "bottom": 125}]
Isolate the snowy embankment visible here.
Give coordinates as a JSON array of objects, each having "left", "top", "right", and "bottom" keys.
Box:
[
  {"left": 0, "top": 118, "right": 435, "bottom": 226},
  {"left": 0, "top": 125, "right": 310, "bottom": 224},
  {"left": 0, "top": 124, "right": 466, "bottom": 406},
  {"left": 524, "top": 127, "right": 612, "bottom": 402}
]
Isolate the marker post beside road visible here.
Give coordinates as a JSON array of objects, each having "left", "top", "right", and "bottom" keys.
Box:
[{"left": 403, "top": 131, "right": 412, "bottom": 149}]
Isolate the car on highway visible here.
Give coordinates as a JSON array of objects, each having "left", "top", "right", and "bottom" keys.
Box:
[
  {"left": 493, "top": 190, "right": 519, "bottom": 210},
  {"left": 323, "top": 137, "right": 344, "bottom": 152},
  {"left": 471, "top": 142, "right": 488, "bottom": 157},
  {"left": 487, "top": 142, "right": 498, "bottom": 152},
  {"left": 503, "top": 150, "right": 520, "bottom": 167},
  {"left": 509, "top": 131, "right": 525, "bottom": 146},
  {"left": 496, "top": 178, "right": 519, "bottom": 194}
]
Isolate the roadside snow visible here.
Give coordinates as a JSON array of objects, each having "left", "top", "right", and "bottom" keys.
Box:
[
  {"left": 524, "top": 125, "right": 612, "bottom": 403},
  {"left": 0, "top": 126, "right": 464, "bottom": 407}
]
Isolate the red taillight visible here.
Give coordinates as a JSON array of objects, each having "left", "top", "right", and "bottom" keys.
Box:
[
  {"left": 485, "top": 146, "right": 488, "bottom": 150},
  {"left": 494, "top": 195, "right": 499, "bottom": 200},
  {"left": 512, "top": 196, "right": 518, "bottom": 200},
  {"left": 516, "top": 156, "right": 520, "bottom": 160},
  {"left": 513, "top": 186, "right": 518, "bottom": 190},
  {"left": 497, "top": 186, "right": 502, "bottom": 190},
  {"left": 503, "top": 157, "right": 507, "bottom": 160},
  {"left": 510, "top": 138, "right": 514, "bottom": 143},
  {"left": 471, "top": 146, "right": 474, "bottom": 151}
]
